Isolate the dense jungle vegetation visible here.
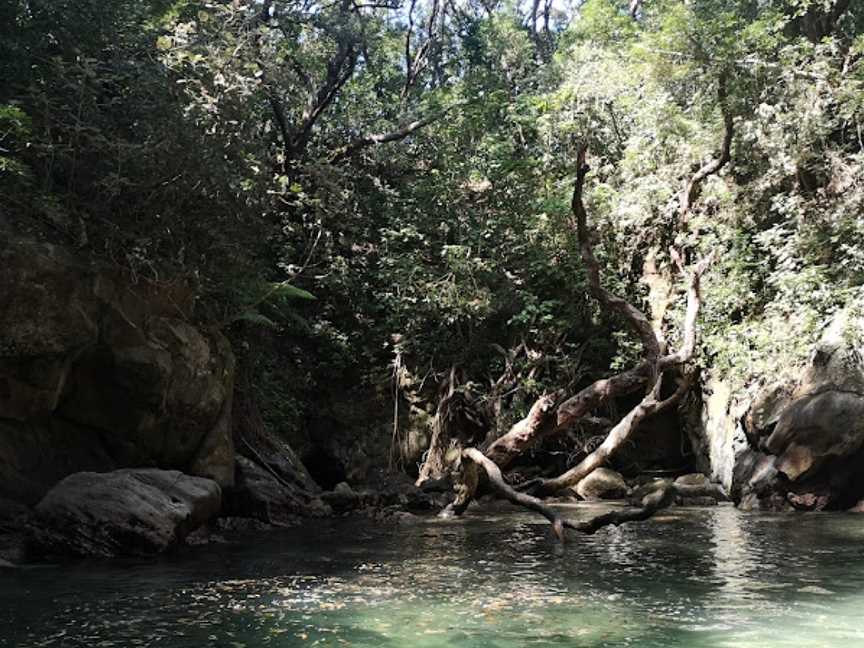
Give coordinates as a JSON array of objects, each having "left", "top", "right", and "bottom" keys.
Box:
[{"left": 2, "top": 0, "right": 863, "bottom": 479}]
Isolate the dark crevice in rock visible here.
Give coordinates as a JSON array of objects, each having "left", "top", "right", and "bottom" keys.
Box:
[{"left": 303, "top": 447, "right": 347, "bottom": 491}]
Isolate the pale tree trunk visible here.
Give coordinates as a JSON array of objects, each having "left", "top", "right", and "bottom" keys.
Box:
[
  {"left": 484, "top": 145, "right": 711, "bottom": 472},
  {"left": 460, "top": 447, "right": 727, "bottom": 541},
  {"left": 416, "top": 369, "right": 487, "bottom": 486},
  {"left": 438, "top": 145, "right": 716, "bottom": 532},
  {"left": 482, "top": 73, "right": 735, "bottom": 472}
]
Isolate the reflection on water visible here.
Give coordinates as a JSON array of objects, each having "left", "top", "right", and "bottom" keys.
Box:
[{"left": 3, "top": 504, "right": 864, "bottom": 647}]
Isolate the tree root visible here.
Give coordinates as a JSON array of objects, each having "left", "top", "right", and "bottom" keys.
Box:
[{"left": 460, "top": 447, "right": 727, "bottom": 541}]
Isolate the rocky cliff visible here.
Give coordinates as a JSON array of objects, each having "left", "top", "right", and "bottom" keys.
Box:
[
  {"left": 700, "top": 308, "right": 864, "bottom": 511},
  {"left": 0, "top": 237, "right": 235, "bottom": 507}
]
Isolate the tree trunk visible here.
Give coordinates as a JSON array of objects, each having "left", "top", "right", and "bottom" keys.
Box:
[{"left": 427, "top": 146, "right": 717, "bottom": 536}]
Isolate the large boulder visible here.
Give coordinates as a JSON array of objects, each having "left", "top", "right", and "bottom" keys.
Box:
[
  {"left": 576, "top": 468, "right": 628, "bottom": 501},
  {"left": 0, "top": 238, "right": 235, "bottom": 506},
  {"left": 762, "top": 313, "right": 864, "bottom": 481},
  {"left": 321, "top": 481, "right": 363, "bottom": 512},
  {"left": 31, "top": 469, "right": 221, "bottom": 557}
]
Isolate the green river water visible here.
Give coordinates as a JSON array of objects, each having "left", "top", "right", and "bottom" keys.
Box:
[{"left": 3, "top": 503, "right": 864, "bottom": 647}]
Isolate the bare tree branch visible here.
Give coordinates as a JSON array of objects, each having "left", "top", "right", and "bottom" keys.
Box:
[
  {"left": 401, "top": 0, "right": 441, "bottom": 99},
  {"left": 461, "top": 448, "right": 572, "bottom": 541},
  {"left": 330, "top": 102, "right": 464, "bottom": 162},
  {"left": 463, "top": 448, "right": 727, "bottom": 541},
  {"left": 486, "top": 153, "right": 712, "bottom": 472},
  {"left": 571, "top": 145, "right": 662, "bottom": 374},
  {"left": 679, "top": 72, "right": 733, "bottom": 221},
  {"left": 523, "top": 371, "right": 693, "bottom": 496},
  {"left": 289, "top": 37, "right": 358, "bottom": 158}
]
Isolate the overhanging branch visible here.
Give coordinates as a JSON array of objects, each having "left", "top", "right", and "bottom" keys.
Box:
[
  {"left": 679, "top": 72, "right": 734, "bottom": 221},
  {"left": 330, "top": 102, "right": 465, "bottom": 162}
]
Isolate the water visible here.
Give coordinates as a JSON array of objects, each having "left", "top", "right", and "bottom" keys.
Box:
[{"left": 3, "top": 503, "right": 864, "bottom": 648}]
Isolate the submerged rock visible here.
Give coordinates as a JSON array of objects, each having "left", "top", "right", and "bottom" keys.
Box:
[
  {"left": 673, "top": 474, "right": 720, "bottom": 506},
  {"left": 576, "top": 468, "right": 628, "bottom": 501},
  {"left": 786, "top": 492, "right": 830, "bottom": 511},
  {"left": 31, "top": 469, "right": 221, "bottom": 557}
]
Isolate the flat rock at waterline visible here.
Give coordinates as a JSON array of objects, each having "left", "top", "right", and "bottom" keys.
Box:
[{"left": 31, "top": 469, "right": 221, "bottom": 557}]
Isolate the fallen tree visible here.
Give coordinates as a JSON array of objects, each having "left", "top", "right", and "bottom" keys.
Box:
[
  {"left": 446, "top": 447, "right": 727, "bottom": 540},
  {"left": 483, "top": 143, "right": 716, "bottom": 473},
  {"left": 424, "top": 145, "right": 721, "bottom": 539}
]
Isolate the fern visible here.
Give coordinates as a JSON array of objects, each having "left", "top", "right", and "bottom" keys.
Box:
[
  {"left": 269, "top": 282, "right": 316, "bottom": 301},
  {"left": 231, "top": 310, "right": 281, "bottom": 329}
]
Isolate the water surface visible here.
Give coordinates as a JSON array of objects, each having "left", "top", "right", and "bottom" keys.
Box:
[{"left": 3, "top": 503, "right": 864, "bottom": 647}]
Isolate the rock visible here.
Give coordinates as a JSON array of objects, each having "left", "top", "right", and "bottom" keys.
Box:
[
  {"left": 745, "top": 381, "right": 793, "bottom": 442},
  {"left": 0, "top": 496, "right": 31, "bottom": 522},
  {"left": 576, "top": 468, "right": 628, "bottom": 501},
  {"left": 321, "top": 482, "right": 363, "bottom": 512},
  {"left": 362, "top": 470, "right": 444, "bottom": 510},
  {"left": 215, "top": 517, "right": 277, "bottom": 533},
  {"left": 0, "top": 497, "right": 30, "bottom": 565},
  {"left": 766, "top": 390, "right": 864, "bottom": 480},
  {"left": 0, "top": 239, "right": 236, "bottom": 507},
  {"left": 417, "top": 475, "right": 452, "bottom": 493},
  {"left": 674, "top": 473, "right": 711, "bottom": 488},
  {"left": 223, "top": 456, "right": 323, "bottom": 526},
  {"left": 0, "top": 418, "right": 116, "bottom": 506},
  {"left": 731, "top": 449, "right": 781, "bottom": 507},
  {"left": 848, "top": 499, "right": 864, "bottom": 513},
  {"left": 0, "top": 243, "right": 100, "bottom": 420},
  {"left": 298, "top": 381, "right": 403, "bottom": 488},
  {"left": 739, "top": 491, "right": 793, "bottom": 512},
  {"left": 31, "top": 469, "right": 221, "bottom": 557},
  {"left": 334, "top": 481, "right": 355, "bottom": 496},
  {"left": 183, "top": 525, "right": 228, "bottom": 546},
  {"left": 787, "top": 492, "right": 830, "bottom": 511},
  {"left": 765, "top": 312, "right": 864, "bottom": 483},
  {"left": 744, "top": 310, "right": 864, "bottom": 508},
  {"left": 696, "top": 308, "right": 864, "bottom": 511},
  {"left": 372, "top": 508, "right": 420, "bottom": 524},
  {"left": 57, "top": 315, "right": 235, "bottom": 483},
  {"left": 678, "top": 496, "right": 719, "bottom": 506}
]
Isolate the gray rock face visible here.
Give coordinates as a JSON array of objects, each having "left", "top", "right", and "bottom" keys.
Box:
[
  {"left": 700, "top": 375, "right": 751, "bottom": 493},
  {"left": 745, "top": 312, "right": 864, "bottom": 509},
  {"left": 0, "top": 497, "right": 30, "bottom": 565},
  {"left": 766, "top": 390, "right": 864, "bottom": 480},
  {"left": 0, "top": 238, "right": 235, "bottom": 506},
  {"left": 576, "top": 468, "right": 628, "bottom": 501},
  {"left": 31, "top": 469, "right": 221, "bottom": 557},
  {"left": 706, "top": 309, "right": 864, "bottom": 511},
  {"left": 760, "top": 318, "right": 864, "bottom": 482}
]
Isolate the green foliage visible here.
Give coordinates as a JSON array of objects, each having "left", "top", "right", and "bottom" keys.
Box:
[
  {"left": 0, "top": 105, "right": 32, "bottom": 180},
  {"left": 3, "top": 0, "right": 863, "bottom": 437}
]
